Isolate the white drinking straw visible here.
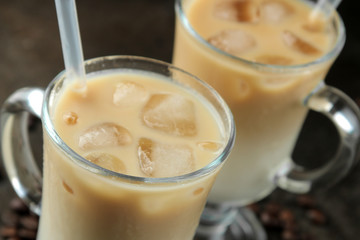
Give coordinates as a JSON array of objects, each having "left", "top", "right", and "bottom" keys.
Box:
[
  {"left": 310, "top": 0, "right": 342, "bottom": 20},
  {"left": 55, "top": 0, "right": 86, "bottom": 92}
]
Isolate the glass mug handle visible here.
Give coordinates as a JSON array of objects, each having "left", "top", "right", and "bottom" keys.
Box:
[
  {"left": 276, "top": 84, "right": 360, "bottom": 193},
  {"left": 1, "top": 87, "right": 44, "bottom": 215}
]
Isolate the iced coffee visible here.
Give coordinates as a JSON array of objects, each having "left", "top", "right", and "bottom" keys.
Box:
[
  {"left": 36, "top": 57, "right": 233, "bottom": 240},
  {"left": 173, "top": 0, "right": 343, "bottom": 204}
]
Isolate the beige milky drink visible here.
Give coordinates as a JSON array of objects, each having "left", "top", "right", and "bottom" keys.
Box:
[
  {"left": 36, "top": 65, "right": 232, "bottom": 240},
  {"left": 173, "top": 0, "right": 345, "bottom": 204},
  {"left": 0, "top": 57, "right": 235, "bottom": 240}
]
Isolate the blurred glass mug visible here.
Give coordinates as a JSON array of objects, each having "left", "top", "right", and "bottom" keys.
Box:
[
  {"left": 172, "top": 0, "right": 360, "bottom": 238},
  {"left": 0, "top": 56, "right": 235, "bottom": 240}
]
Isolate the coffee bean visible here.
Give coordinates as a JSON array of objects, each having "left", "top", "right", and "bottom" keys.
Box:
[
  {"left": 1, "top": 210, "right": 20, "bottom": 227},
  {"left": 1, "top": 197, "right": 40, "bottom": 239},
  {"left": 9, "top": 198, "right": 28, "bottom": 214},
  {"left": 7, "top": 237, "right": 21, "bottom": 240},
  {"left": 296, "top": 195, "right": 316, "bottom": 208},
  {"left": 0, "top": 226, "right": 17, "bottom": 238},
  {"left": 19, "top": 215, "right": 39, "bottom": 230},
  {"left": 282, "top": 229, "right": 299, "bottom": 240},
  {"left": 18, "top": 228, "right": 37, "bottom": 239},
  {"left": 283, "top": 220, "right": 299, "bottom": 232},
  {"left": 265, "top": 202, "right": 281, "bottom": 216},
  {"left": 260, "top": 211, "right": 282, "bottom": 228},
  {"left": 279, "top": 209, "right": 295, "bottom": 224},
  {"left": 307, "top": 209, "right": 327, "bottom": 225}
]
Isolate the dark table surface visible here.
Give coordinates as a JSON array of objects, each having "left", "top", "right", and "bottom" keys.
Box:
[{"left": 0, "top": 0, "right": 359, "bottom": 239}]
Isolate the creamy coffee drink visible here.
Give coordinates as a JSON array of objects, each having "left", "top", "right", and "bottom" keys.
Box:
[
  {"left": 37, "top": 68, "right": 230, "bottom": 240},
  {"left": 173, "top": 0, "right": 341, "bottom": 204}
]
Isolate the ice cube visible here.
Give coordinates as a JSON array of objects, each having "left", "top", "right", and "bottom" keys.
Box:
[
  {"left": 85, "top": 152, "right": 127, "bottom": 174},
  {"left": 214, "top": 0, "right": 260, "bottom": 23},
  {"left": 282, "top": 31, "right": 321, "bottom": 55},
  {"left": 208, "top": 29, "right": 257, "bottom": 56},
  {"left": 138, "top": 138, "right": 195, "bottom": 177},
  {"left": 79, "top": 122, "right": 132, "bottom": 150},
  {"left": 142, "top": 94, "right": 197, "bottom": 137},
  {"left": 260, "top": 0, "right": 294, "bottom": 23},
  {"left": 63, "top": 111, "right": 78, "bottom": 125},
  {"left": 197, "top": 141, "right": 223, "bottom": 153},
  {"left": 113, "top": 81, "right": 148, "bottom": 107},
  {"left": 255, "top": 55, "right": 293, "bottom": 65}
]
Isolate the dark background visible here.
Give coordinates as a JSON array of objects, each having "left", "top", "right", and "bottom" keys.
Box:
[{"left": 0, "top": 0, "right": 359, "bottom": 239}]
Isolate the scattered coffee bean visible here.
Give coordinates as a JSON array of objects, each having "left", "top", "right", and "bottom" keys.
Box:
[
  {"left": 265, "top": 202, "right": 281, "bottom": 216},
  {"left": 279, "top": 209, "right": 295, "bottom": 224},
  {"left": 251, "top": 193, "right": 329, "bottom": 240},
  {"left": 260, "top": 211, "right": 282, "bottom": 228},
  {"left": 296, "top": 195, "right": 316, "bottom": 208},
  {"left": 9, "top": 199, "right": 28, "bottom": 215},
  {"left": 0, "top": 195, "right": 328, "bottom": 240},
  {"left": 1, "top": 197, "right": 39, "bottom": 240},
  {"left": 17, "top": 228, "right": 37, "bottom": 239},
  {"left": 1, "top": 210, "right": 19, "bottom": 227},
  {"left": 283, "top": 220, "right": 299, "bottom": 232},
  {"left": 0, "top": 226, "right": 17, "bottom": 238},
  {"left": 307, "top": 209, "right": 327, "bottom": 225},
  {"left": 7, "top": 237, "right": 21, "bottom": 240},
  {"left": 19, "top": 216, "right": 38, "bottom": 230},
  {"left": 282, "top": 229, "right": 299, "bottom": 240}
]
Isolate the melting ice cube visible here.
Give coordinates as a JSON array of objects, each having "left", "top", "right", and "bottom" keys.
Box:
[
  {"left": 282, "top": 30, "right": 321, "bottom": 55},
  {"left": 79, "top": 122, "right": 132, "bottom": 150},
  {"left": 113, "top": 81, "right": 148, "bottom": 107},
  {"left": 214, "top": 0, "right": 259, "bottom": 23},
  {"left": 208, "top": 29, "right": 257, "bottom": 56},
  {"left": 138, "top": 138, "right": 195, "bottom": 177},
  {"left": 142, "top": 94, "right": 197, "bottom": 137},
  {"left": 260, "top": 0, "right": 294, "bottom": 23},
  {"left": 255, "top": 55, "right": 293, "bottom": 65},
  {"left": 85, "top": 152, "right": 127, "bottom": 174}
]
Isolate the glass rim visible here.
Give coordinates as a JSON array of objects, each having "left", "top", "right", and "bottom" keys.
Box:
[
  {"left": 42, "top": 55, "right": 235, "bottom": 184},
  {"left": 175, "top": 0, "right": 346, "bottom": 72}
]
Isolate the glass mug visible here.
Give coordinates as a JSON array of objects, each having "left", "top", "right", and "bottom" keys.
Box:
[
  {"left": 172, "top": 0, "right": 360, "bottom": 238},
  {"left": 0, "top": 56, "right": 235, "bottom": 240}
]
